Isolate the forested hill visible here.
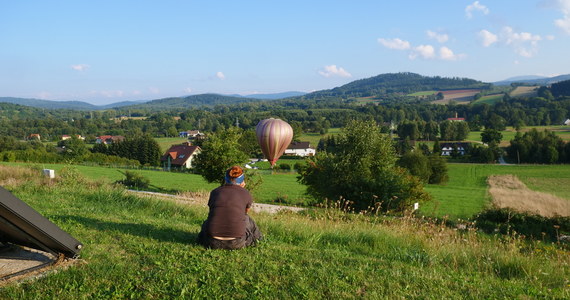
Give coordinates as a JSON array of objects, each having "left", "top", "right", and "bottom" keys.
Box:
[
  {"left": 0, "top": 97, "right": 99, "bottom": 110},
  {"left": 121, "top": 93, "right": 272, "bottom": 110},
  {"left": 302, "top": 72, "right": 491, "bottom": 99}
]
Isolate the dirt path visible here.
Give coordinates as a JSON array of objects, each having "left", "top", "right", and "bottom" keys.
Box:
[{"left": 487, "top": 175, "right": 570, "bottom": 217}]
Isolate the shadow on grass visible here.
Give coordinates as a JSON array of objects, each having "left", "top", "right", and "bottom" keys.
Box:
[{"left": 55, "top": 215, "right": 200, "bottom": 245}]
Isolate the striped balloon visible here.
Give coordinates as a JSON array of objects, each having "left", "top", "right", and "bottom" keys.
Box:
[{"left": 255, "top": 118, "right": 293, "bottom": 167}]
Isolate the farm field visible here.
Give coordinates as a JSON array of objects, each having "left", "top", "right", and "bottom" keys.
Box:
[
  {"left": 432, "top": 89, "right": 480, "bottom": 104},
  {"left": 509, "top": 86, "right": 538, "bottom": 98},
  {"left": 422, "top": 163, "right": 570, "bottom": 219},
  {"left": 467, "top": 125, "right": 570, "bottom": 146},
  {"left": 298, "top": 127, "right": 340, "bottom": 147},
  {"left": 155, "top": 137, "right": 191, "bottom": 151},
  {"left": 472, "top": 93, "right": 503, "bottom": 105},
  {"left": 407, "top": 90, "right": 436, "bottom": 96}
]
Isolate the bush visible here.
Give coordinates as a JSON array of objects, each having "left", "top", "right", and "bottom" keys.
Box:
[
  {"left": 299, "top": 120, "right": 431, "bottom": 212},
  {"left": 279, "top": 163, "right": 291, "bottom": 170},
  {"left": 115, "top": 171, "right": 151, "bottom": 190},
  {"left": 397, "top": 152, "right": 431, "bottom": 183},
  {"left": 474, "top": 208, "right": 570, "bottom": 242}
]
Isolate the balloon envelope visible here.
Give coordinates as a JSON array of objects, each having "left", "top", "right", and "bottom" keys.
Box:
[{"left": 255, "top": 118, "right": 293, "bottom": 166}]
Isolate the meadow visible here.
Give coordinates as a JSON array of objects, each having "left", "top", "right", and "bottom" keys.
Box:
[
  {"left": 3, "top": 161, "right": 569, "bottom": 221},
  {"left": 0, "top": 165, "right": 568, "bottom": 298},
  {"left": 467, "top": 125, "right": 570, "bottom": 146}
]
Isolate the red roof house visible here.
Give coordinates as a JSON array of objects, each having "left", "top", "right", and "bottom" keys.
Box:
[{"left": 161, "top": 143, "right": 201, "bottom": 170}]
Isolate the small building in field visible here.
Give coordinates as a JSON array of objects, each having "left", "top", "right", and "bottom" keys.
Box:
[
  {"left": 446, "top": 113, "right": 465, "bottom": 122},
  {"left": 61, "top": 134, "right": 85, "bottom": 141},
  {"left": 179, "top": 130, "right": 205, "bottom": 139},
  {"left": 284, "top": 141, "right": 316, "bottom": 157},
  {"left": 564, "top": 119, "right": 570, "bottom": 126},
  {"left": 440, "top": 142, "right": 469, "bottom": 156},
  {"left": 28, "top": 134, "right": 41, "bottom": 141},
  {"left": 96, "top": 135, "right": 125, "bottom": 144},
  {"left": 161, "top": 143, "right": 201, "bottom": 170}
]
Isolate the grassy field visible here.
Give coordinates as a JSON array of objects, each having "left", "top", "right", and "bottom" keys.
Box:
[
  {"left": 422, "top": 163, "right": 570, "bottom": 219},
  {"left": 407, "top": 91, "right": 436, "bottom": 96},
  {"left": 155, "top": 137, "right": 190, "bottom": 151},
  {"left": 298, "top": 127, "right": 341, "bottom": 147},
  {"left": 468, "top": 125, "right": 570, "bottom": 146},
  {"left": 4, "top": 161, "right": 569, "bottom": 221},
  {"left": 472, "top": 94, "right": 503, "bottom": 105},
  {"left": 0, "top": 165, "right": 567, "bottom": 298}
]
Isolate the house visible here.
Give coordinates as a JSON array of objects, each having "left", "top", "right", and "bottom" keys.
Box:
[
  {"left": 96, "top": 135, "right": 125, "bottom": 144},
  {"left": 446, "top": 112, "right": 465, "bottom": 122},
  {"left": 564, "top": 119, "right": 570, "bottom": 126},
  {"left": 161, "top": 142, "right": 201, "bottom": 170},
  {"left": 179, "top": 130, "right": 205, "bottom": 139},
  {"left": 284, "top": 141, "right": 316, "bottom": 157},
  {"left": 61, "top": 134, "right": 85, "bottom": 141},
  {"left": 28, "top": 134, "right": 41, "bottom": 141},
  {"left": 440, "top": 142, "right": 469, "bottom": 156}
]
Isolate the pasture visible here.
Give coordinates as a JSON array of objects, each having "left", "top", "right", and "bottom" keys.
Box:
[
  {"left": 432, "top": 89, "right": 480, "bottom": 105},
  {"left": 3, "top": 161, "right": 569, "bottom": 221},
  {"left": 467, "top": 125, "right": 570, "bottom": 146},
  {"left": 0, "top": 164, "right": 567, "bottom": 298},
  {"left": 471, "top": 93, "right": 503, "bottom": 105}
]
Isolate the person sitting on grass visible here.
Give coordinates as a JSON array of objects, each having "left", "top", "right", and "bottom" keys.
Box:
[{"left": 197, "top": 165, "right": 263, "bottom": 249}]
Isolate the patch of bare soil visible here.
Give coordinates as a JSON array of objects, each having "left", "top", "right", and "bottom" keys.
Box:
[
  {"left": 0, "top": 244, "right": 84, "bottom": 286},
  {"left": 488, "top": 175, "right": 570, "bottom": 217}
]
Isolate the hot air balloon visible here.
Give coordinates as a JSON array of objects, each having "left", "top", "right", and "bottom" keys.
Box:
[{"left": 256, "top": 118, "right": 293, "bottom": 167}]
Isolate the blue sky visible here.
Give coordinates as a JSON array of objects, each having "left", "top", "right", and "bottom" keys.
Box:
[{"left": 1, "top": 0, "right": 569, "bottom": 104}]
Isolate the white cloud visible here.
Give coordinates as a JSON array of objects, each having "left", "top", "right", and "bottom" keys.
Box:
[
  {"left": 71, "top": 64, "right": 89, "bottom": 71},
  {"left": 478, "top": 29, "right": 498, "bottom": 47},
  {"left": 514, "top": 60, "right": 520, "bottom": 65},
  {"left": 439, "top": 47, "right": 466, "bottom": 61},
  {"left": 555, "top": 14, "right": 570, "bottom": 34},
  {"left": 184, "top": 88, "right": 193, "bottom": 93},
  {"left": 378, "top": 38, "right": 410, "bottom": 50},
  {"left": 465, "top": 1, "right": 489, "bottom": 19},
  {"left": 546, "top": 34, "right": 556, "bottom": 40},
  {"left": 149, "top": 87, "right": 160, "bottom": 94},
  {"left": 216, "top": 71, "right": 226, "bottom": 80},
  {"left": 409, "top": 45, "right": 436, "bottom": 60},
  {"left": 501, "top": 26, "right": 542, "bottom": 57},
  {"left": 426, "top": 30, "right": 449, "bottom": 43},
  {"left": 318, "top": 65, "right": 352, "bottom": 78}
]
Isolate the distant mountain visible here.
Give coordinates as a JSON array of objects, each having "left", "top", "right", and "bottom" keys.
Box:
[
  {"left": 101, "top": 100, "right": 149, "bottom": 109},
  {"left": 241, "top": 91, "right": 306, "bottom": 100},
  {"left": 121, "top": 93, "right": 273, "bottom": 110},
  {"left": 0, "top": 97, "right": 99, "bottom": 110},
  {"left": 302, "top": 72, "right": 490, "bottom": 99},
  {"left": 493, "top": 74, "right": 570, "bottom": 86}
]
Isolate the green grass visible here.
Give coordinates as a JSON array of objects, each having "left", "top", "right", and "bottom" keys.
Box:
[
  {"left": 407, "top": 90, "right": 436, "bottom": 96},
  {"left": 0, "top": 165, "right": 568, "bottom": 298},
  {"left": 298, "top": 127, "right": 341, "bottom": 147},
  {"left": 468, "top": 126, "right": 570, "bottom": 145},
  {"left": 155, "top": 137, "right": 190, "bottom": 151},
  {"left": 422, "top": 163, "right": 570, "bottom": 219},
  {"left": 472, "top": 94, "right": 503, "bottom": 105}
]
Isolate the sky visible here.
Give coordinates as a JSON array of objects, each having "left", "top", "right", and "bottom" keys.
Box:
[{"left": 1, "top": 0, "right": 570, "bottom": 105}]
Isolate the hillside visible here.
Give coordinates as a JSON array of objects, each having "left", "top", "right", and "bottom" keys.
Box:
[
  {"left": 302, "top": 72, "right": 491, "bottom": 100},
  {"left": 0, "top": 165, "right": 567, "bottom": 298},
  {"left": 121, "top": 93, "right": 272, "bottom": 110},
  {"left": 493, "top": 74, "right": 570, "bottom": 86}
]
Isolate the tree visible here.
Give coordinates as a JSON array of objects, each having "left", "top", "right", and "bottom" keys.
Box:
[
  {"left": 57, "top": 136, "right": 88, "bottom": 159},
  {"left": 194, "top": 127, "right": 249, "bottom": 184},
  {"left": 427, "top": 154, "right": 448, "bottom": 184},
  {"left": 481, "top": 129, "right": 502, "bottom": 145},
  {"left": 298, "top": 120, "right": 431, "bottom": 212},
  {"left": 397, "top": 151, "right": 431, "bottom": 183}
]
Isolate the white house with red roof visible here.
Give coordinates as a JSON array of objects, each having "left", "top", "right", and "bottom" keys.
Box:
[{"left": 161, "top": 142, "right": 201, "bottom": 170}]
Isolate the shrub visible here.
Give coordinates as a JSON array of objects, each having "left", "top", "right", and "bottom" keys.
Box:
[
  {"left": 299, "top": 120, "right": 431, "bottom": 212},
  {"left": 397, "top": 151, "right": 431, "bottom": 183},
  {"left": 279, "top": 163, "right": 291, "bottom": 170},
  {"left": 115, "top": 171, "right": 151, "bottom": 190},
  {"left": 474, "top": 208, "right": 570, "bottom": 242}
]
